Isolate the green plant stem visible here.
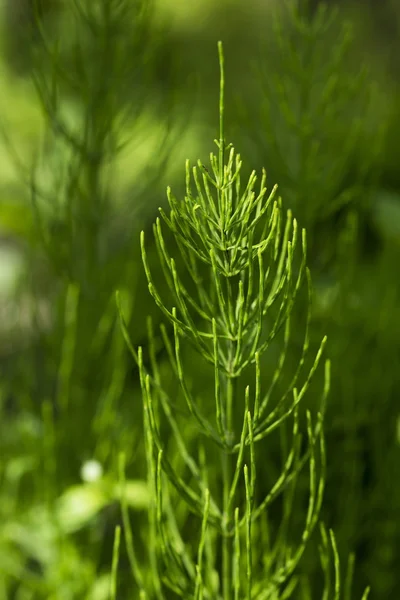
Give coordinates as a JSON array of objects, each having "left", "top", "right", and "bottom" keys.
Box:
[
  {"left": 222, "top": 347, "right": 237, "bottom": 599},
  {"left": 218, "top": 40, "right": 225, "bottom": 187},
  {"left": 218, "top": 41, "right": 237, "bottom": 596},
  {"left": 222, "top": 446, "right": 232, "bottom": 600}
]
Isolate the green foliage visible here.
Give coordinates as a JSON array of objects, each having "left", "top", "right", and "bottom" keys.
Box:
[
  {"left": 0, "top": 0, "right": 399, "bottom": 598},
  {"left": 0, "top": 0, "right": 172, "bottom": 597},
  {"left": 116, "top": 41, "right": 370, "bottom": 599},
  {"left": 240, "top": 0, "right": 386, "bottom": 270}
]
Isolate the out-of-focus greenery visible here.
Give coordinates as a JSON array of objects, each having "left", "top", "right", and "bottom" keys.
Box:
[{"left": 0, "top": 0, "right": 400, "bottom": 598}]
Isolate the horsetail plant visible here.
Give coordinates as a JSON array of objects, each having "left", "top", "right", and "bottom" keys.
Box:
[{"left": 117, "top": 42, "right": 369, "bottom": 599}]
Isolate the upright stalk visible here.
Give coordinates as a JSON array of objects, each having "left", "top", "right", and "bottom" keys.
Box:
[
  {"left": 218, "top": 41, "right": 225, "bottom": 188},
  {"left": 222, "top": 365, "right": 236, "bottom": 599},
  {"left": 218, "top": 44, "right": 235, "bottom": 597}
]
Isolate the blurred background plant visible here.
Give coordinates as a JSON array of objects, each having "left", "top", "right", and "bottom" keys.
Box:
[{"left": 0, "top": 0, "right": 399, "bottom": 598}]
